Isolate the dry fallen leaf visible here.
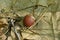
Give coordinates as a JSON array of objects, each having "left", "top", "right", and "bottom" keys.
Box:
[
  {"left": 0, "top": 29, "right": 6, "bottom": 40},
  {"left": 0, "top": 34, "right": 6, "bottom": 40},
  {"left": 0, "top": 29, "right": 3, "bottom": 36},
  {"left": 0, "top": 18, "right": 8, "bottom": 28}
]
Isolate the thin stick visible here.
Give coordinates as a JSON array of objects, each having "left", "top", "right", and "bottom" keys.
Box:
[{"left": 29, "top": 8, "right": 47, "bottom": 29}]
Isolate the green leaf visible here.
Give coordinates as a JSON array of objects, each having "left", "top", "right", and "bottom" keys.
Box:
[
  {"left": 48, "top": 0, "right": 59, "bottom": 13},
  {"left": 47, "top": 0, "right": 55, "bottom": 5},
  {"left": 13, "top": 0, "right": 36, "bottom": 10},
  {"left": 38, "top": 0, "right": 48, "bottom": 7},
  {"left": 0, "top": 0, "right": 12, "bottom": 12}
]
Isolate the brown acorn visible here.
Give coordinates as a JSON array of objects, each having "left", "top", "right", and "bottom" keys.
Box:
[{"left": 23, "top": 15, "right": 35, "bottom": 27}]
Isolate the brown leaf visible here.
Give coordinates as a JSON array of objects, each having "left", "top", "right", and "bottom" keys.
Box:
[{"left": 0, "top": 18, "right": 8, "bottom": 28}]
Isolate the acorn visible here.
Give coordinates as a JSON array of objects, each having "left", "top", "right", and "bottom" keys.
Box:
[{"left": 23, "top": 15, "right": 35, "bottom": 27}]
